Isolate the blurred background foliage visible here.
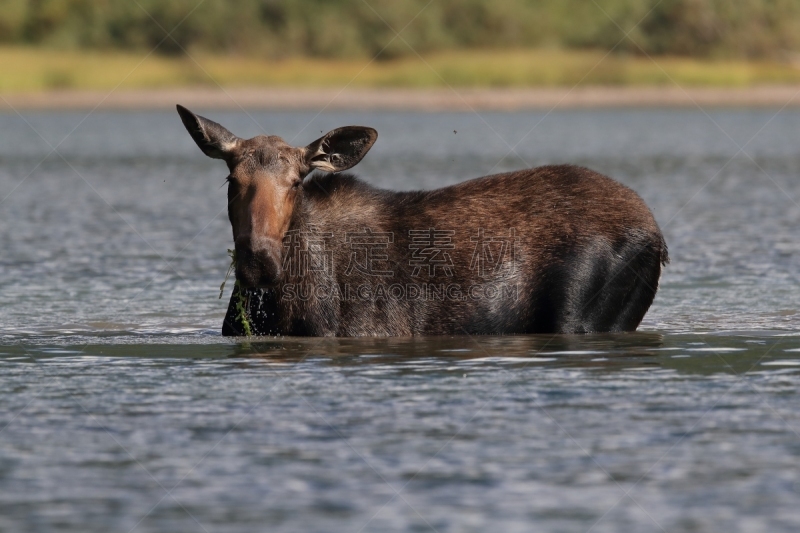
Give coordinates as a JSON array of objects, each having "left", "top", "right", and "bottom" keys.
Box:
[
  {"left": 3, "top": 0, "right": 800, "bottom": 90},
  {"left": 2, "top": 0, "right": 800, "bottom": 60}
]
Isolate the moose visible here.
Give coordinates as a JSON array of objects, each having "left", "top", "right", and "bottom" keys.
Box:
[{"left": 177, "top": 105, "right": 668, "bottom": 337}]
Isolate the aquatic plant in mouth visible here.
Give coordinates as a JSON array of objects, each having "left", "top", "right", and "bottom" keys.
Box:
[{"left": 220, "top": 249, "right": 253, "bottom": 336}]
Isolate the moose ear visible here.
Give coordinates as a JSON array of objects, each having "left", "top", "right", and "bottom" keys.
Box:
[
  {"left": 305, "top": 126, "right": 377, "bottom": 172},
  {"left": 176, "top": 104, "right": 240, "bottom": 160}
]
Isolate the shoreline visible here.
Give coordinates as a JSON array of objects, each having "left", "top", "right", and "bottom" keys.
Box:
[{"left": 3, "top": 86, "right": 800, "bottom": 111}]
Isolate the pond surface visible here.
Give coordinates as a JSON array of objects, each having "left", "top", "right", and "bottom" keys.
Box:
[{"left": 1, "top": 108, "right": 800, "bottom": 532}]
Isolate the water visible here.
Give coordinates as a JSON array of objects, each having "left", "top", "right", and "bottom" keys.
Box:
[{"left": 1, "top": 108, "right": 800, "bottom": 532}]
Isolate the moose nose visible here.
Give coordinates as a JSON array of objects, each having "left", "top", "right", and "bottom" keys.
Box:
[{"left": 234, "top": 236, "right": 283, "bottom": 288}]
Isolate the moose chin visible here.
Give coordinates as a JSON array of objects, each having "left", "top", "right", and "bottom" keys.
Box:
[{"left": 177, "top": 105, "right": 668, "bottom": 337}]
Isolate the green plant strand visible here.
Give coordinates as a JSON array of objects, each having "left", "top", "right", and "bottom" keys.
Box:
[
  {"left": 233, "top": 281, "right": 253, "bottom": 337},
  {"left": 219, "top": 248, "right": 236, "bottom": 299},
  {"left": 220, "top": 248, "right": 253, "bottom": 336}
]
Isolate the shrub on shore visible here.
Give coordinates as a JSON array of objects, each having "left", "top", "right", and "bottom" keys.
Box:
[{"left": 2, "top": 0, "right": 800, "bottom": 60}]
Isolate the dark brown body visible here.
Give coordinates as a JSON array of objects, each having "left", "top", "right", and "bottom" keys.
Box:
[
  {"left": 222, "top": 165, "right": 668, "bottom": 337},
  {"left": 175, "top": 105, "right": 666, "bottom": 337}
]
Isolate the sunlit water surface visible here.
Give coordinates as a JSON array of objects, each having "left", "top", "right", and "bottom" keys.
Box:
[{"left": 1, "top": 109, "right": 800, "bottom": 532}]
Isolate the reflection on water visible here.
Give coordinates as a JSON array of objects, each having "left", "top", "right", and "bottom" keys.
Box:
[
  {"left": 4, "top": 330, "right": 798, "bottom": 375},
  {"left": 2, "top": 109, "right": 800, "bottom": 532},
  {"left": 2, "top": 333, "right": 800, "bottom": 532}
]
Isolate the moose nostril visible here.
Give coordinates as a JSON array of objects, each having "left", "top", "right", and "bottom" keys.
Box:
[
  {"left": 233, "top": 240, "right": 283, "bottom": 288},
  {"left": 235, "top": 246, "right": 257, "bottom": 270}
]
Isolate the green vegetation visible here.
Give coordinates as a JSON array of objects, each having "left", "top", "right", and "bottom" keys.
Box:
[
  {"left": 233, "top": 281, "right": 253, "bottom": 337},
  {"left": 2, "top": 0, "right": 800, "bottom": 60},
  {"left": 219, "top": 248, "right": 236, "bottom": 300},
  {"left": 2, "top": 1, "right": 800, "bottom": 90},
  {"left": 2, "top": 46, "right": 800, "bottom": 92},
  {"left": 221, "top": 249, "right": 252, "bottom": 336}
]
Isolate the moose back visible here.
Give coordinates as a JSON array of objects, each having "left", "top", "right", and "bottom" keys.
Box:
[{"left": 177, "top": 105, "right": 668, "bottom": 337}]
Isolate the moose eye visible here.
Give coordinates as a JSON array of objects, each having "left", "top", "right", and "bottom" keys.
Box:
[{"left": 292, "top": 180, "right": 302, "bottom": 189}]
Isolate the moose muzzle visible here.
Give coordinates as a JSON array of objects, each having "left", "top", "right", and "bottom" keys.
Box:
[{"left": 234, "top": 236, "right": 283, "bottom": 288}]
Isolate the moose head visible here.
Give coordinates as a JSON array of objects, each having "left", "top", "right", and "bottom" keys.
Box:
[{"left": 177, "top": 105, "right": 377, "bottom": 288}]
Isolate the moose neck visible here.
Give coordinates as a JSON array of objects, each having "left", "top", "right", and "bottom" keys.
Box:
[{"left": 276, "top": 173, "right": 400, "bottom": 286}]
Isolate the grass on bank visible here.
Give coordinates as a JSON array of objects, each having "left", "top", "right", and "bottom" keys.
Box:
[{"left": 2, "top": 46, "right": 800, "bottom": 92}]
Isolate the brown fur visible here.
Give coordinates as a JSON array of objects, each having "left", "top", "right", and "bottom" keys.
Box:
[{"left": 176, "top": 105, "right": 667, "bottom": 337}]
